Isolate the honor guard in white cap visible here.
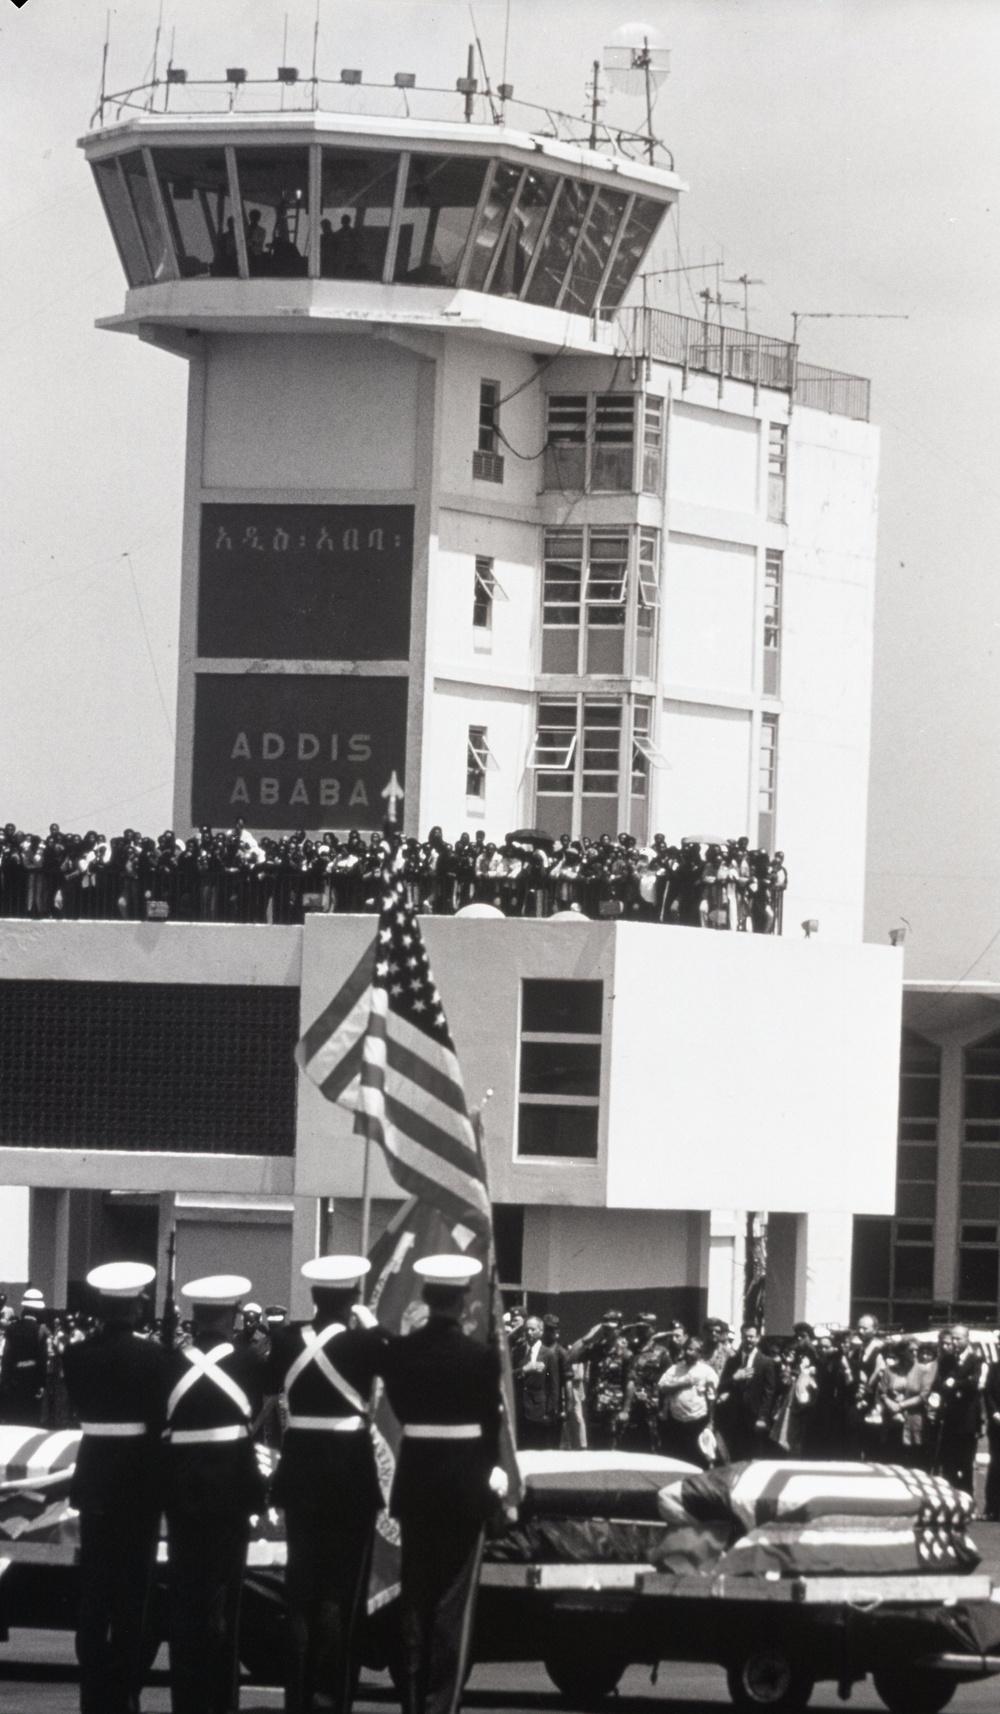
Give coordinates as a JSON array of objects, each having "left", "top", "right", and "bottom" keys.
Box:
[
  {"left": 62, "top": 1261, "right": 165, "bottom": 1714},
  {"left": 264, "top": 1255, "right": 388, "bottom": 1714},
  {"left": 381, "top": 1254, "right": 503, "bottom": 1714},
  {"left": 0, "top": 1285, "right": 50, "bottom": 1426},
  {"left": 162, "top": 1274, "right": 266, "bottom": 1714}
]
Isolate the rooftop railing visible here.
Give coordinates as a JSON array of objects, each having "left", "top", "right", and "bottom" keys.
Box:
[{"left": 613, "top": 305, "right": 871, "bottom": 422}]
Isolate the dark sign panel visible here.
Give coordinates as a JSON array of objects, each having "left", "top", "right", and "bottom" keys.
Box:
[
  {"left": 192, "top": 673, "right": 408, "bottom": 830},
  {"left": 198, "top": 503, "right": 414, "bottom": 661}
]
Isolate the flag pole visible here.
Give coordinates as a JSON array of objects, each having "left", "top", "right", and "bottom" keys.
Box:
[{"left": 360, "top": 1130, "right": 373, "bottom": 1265}]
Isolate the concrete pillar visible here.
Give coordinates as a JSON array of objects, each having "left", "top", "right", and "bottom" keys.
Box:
[
  {"left": 708, "top": 1209, "right": 748, "bottom": 1328},
  {"left": 765, "top": 1212, "right": 807, "bottom": 1333},
  {"left": 0, "top": 1187, "right": 30, "bottom": 1293},
  {"left": 53, "top": 1190, "right": 70, "bottom": 1309},
  {"left": 802, "top": 1211, "right": 854, "bottom": 1328},
  {"left": 935, "top": 1040, "right": 963, "bottom": 1304},
  {"left": 29, "top": 1187, "right": 70, "bottom": 1308},
  {"left": 290, "top": 1195, "right": 320, "bottom": 1322}
]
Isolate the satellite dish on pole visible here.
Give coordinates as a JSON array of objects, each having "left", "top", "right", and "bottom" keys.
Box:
[{"left": 602, "top": 23, "right": 670, "bottom": 164}]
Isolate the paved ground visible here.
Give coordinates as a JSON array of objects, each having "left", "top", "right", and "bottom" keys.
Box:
[{"left": 1, "top": 1526, "right": 998, "bottom": 1713}]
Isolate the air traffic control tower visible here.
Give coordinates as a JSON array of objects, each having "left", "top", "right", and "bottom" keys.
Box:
[{"left": 82, "top": 74, "right": 680, "bottom": 840}]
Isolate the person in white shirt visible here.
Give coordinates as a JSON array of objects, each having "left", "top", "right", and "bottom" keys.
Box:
[{"left": 657, "top": 1336, "right": 718, "bottom": 1467}]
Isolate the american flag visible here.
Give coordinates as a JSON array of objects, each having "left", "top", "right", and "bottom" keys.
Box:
[{"left": 296, "top": 867, "right": 492, "bottom": 1239}]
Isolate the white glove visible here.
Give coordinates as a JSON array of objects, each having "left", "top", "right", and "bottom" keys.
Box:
[
  {"left": 351, "top": 1303, "right": 378, "bottom": 1330},
  {"left": 488, "top": 1465, "right": 509, "bottom": 1499}
]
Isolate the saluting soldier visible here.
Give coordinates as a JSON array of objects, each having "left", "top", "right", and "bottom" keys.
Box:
[
  {"left": 62, "top": 1261, "right": 164, "bottom": 1714},
  {"left": 381, "top": 1254, "right": 504, "bottom": 1714},
  {"left": 266, "top": 1255, "right": 386, "bottom": 1714},
  {"left": 162, "top": 1275, "right": 266, "bottom": 1714},
  {"left": 619, "top": 1314, "right": 669, "bottom": 1452},
  {"left": 567, "top": 1310, "right": 631, "bottom": 1450}
]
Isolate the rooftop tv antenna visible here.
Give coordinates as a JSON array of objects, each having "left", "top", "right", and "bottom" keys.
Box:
[
  {"left": 790, "top": 310, "right": 909, "bottom": 344},
  {"left": 586, "top": 60, "right": 605, "bottom": 151},
  {"left": 603, "top": 22, "right": 670, "bottom": 166},
  {"left": 726, "top": 274, "right": 765, "bottom": 334}
]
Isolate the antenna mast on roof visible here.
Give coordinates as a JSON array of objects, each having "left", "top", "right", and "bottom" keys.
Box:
[
  {"left": 470, "top": 8, "right": 500, "bottom": 124},
  {"left": 587, "top": 60, "right": 604, "bottom": 150},
  {"left": 148, "top": 0, "right": 164, "bottom": 113},
  {"left": 604, "top": 24, "right": 670, "bottom": 167},
  {"left": 311, "top": 0, "right": 321, "bottom": 110},
  {"left": 98, "top": 10, "right": 111, "bottom": 127}
]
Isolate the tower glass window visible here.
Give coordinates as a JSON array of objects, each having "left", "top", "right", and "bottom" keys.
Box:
[
  {"left": 464, "top": 160, "right": 523, "bottom": 291},
  {"left": 583, "top": 531, "right": 629, "bottom": 674},
  {"left": 853, "top": 1031, "right": 940, "bottom": 1325},
  {"left": 152, "top": 147, "right": 237, "bottom": 278},
  {"left": 528, "top": 177, "right": 593, "bottom": 308},
  {"left": 544, "top": 395, "right": 587, "bottom": 490},
  {"left": 517, "top": 979, "right": 603, "bottom": 1160},
  {"left": 544, "top": 392, "right": 645, "bottom": 493},
  {"left": 318, "top": 148, "right": 402, "bottom": 280},
  {"left": 635, "top": 529, "right": 660, "bottom": 679},
  {"left": 393, "top": 154, "right": 489, "bottom": 286},
  {"left": 592, "top": 395, "right": 636, "bottom": 491},
  {"left": 541, "top": 526, "right": 659, "bottom": 678},
  {"left": 562, "top": 188, "right": 631, "bottom": 315},
  {"left": 234, "top": 148, "right": 310, "bottom": 276},
  {"left": 541, "top": 533, "right": 584, "bottom": 673},
  {"left": 642, "top": 396, "right": 665, "bottom": 494},
  {"left": 763, "top": 550, "right": 783, "bottom": 696},
  {"left": 118, "top": 152, "right": 172, "bottom": 283},
  {"left": 487, "top": 166, "right": 560, "bottom": 298},
  {"left": 92, "top": 156, "right": 154, "bottom": 287},
  {"left": 600, "top": 196, "right": 664, "bottom": 308}
]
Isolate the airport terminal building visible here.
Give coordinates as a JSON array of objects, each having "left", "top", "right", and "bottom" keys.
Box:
[{"left": 0, "top": 92, "right": 901, "bottom": 1331}]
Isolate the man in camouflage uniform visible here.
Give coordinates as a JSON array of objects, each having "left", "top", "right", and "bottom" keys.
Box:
[
  {"left": 572, "top": 1310, "right": 632, "bottom": 1450},
  {"left": 619, "top": 1314, "right": 669, "bottom": 1452}
]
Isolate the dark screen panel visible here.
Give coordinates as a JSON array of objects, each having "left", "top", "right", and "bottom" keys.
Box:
[
  {"left": 0, "top": 981, "right": 297, "bottom": 1154},
  {"left": 198, "top": 504, "right": 414, "bottom": 660},
  {"left": 192, "top": 673, "right": 407, "bottom": 831},
  {"left": 521, "top": 979, "right": 603, "bottom": 1035}
]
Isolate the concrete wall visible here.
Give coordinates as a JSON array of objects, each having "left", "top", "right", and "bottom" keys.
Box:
[{"left": 521, "top": 1204, "right": 709, "bottom": 1340}]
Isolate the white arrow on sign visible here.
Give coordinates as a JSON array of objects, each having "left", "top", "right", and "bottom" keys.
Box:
[{"left": 381, "top": 771, "right": 405, "bottom": 825}]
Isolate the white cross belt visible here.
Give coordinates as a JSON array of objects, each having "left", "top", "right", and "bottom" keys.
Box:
[
  {"left": 167, "top": 1424, "right": 248, "bottom": 1445},
  {"left": 402, "top": 1423, "right": 482, "bottom": 1440},
  {"left": 286, "top": 1414, "right": 365, "bottom": 1433},
  {"left": 80, "top": 1421, "right": 146, "bottom": 1437}
]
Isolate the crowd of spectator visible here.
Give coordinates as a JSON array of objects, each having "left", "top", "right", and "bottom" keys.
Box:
[
  {"left": 0, "top": 821, "right": 787, "bottom": 930},
  {"left": 506, "top": 1308, "right": 1000, "bottom": 1511}
]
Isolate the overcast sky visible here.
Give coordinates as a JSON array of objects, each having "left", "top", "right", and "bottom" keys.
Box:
[{"left": 2, "top": 1, "right": 999, "bottom": 978}]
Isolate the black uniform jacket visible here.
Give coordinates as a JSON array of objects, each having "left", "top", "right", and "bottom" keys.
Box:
[
  {"left": 717, "top": 1348, "right": 778, "bottom": 1429},
  {"left": 62, "top": 1326, "right": 166, "bottom": 1511},
  {"left": 0, "top": 1317, "right": 47, "bottom": 1396},
  {"left": 939, "top": 1348, "right": 984, "bottom": 1439},
  {"left": 265, "top": 1320, "right": 386, "bottom": 1517},
  {"left": 161, "top": 1337, "right": 266, "bottom": 1515},
  {"left": 381, "top": 1316, "right": 501, "bottom": 1526}
]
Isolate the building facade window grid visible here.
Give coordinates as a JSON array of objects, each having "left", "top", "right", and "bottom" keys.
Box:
[
  {"left": 763, "top": 549, "right": 783, "bottom": 697},
  {"left": 517, "top": 978, "right": 603, "bottom": 1160},
  {"left": 472, "top": 555, "right": 495, "bottom": 630},
  {"left": 767, "top": 422, "right": 788, "bottom": 522},
  {"left": 473, "top": 379, "right": 505, "bottom": 482},
  {"left": 541, "top": 525, "right": 660, "bottom": 679},
  {"left": 851, "top": 1033, "right": 940, "bottom": 1325},
  {"left": 757, "top": 713, "right": 779, "bottom": 851},
  {"left": 528, "top": 693, "right": 660, "bottom": 841},
  {"left": 542, "top": 391, "right": 664, "bottom": 494},
  {"left": 466, "top": 725, "right": 490, "bottom": 799},
  {"left": 959, "top": 1032, "right": 1000, "bottom": 1313}
]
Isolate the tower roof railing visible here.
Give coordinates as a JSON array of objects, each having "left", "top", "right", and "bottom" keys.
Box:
[
  {"left": 91, "top": 73, "right": 674, "bottom": 171},
  {"left": 614, "top": 305, "right": 871, "bottom": 422}
]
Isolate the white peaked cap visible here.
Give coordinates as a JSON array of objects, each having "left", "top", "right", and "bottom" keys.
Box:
[
  {"left": 21, "top": 1288, "right": 45, "bottom": 1307},
  {"left": 87, "top": 1262, "right": 156, "bottom": 1298},
  {"left": 414, "top": 1254, "right": 483, "bottom": 1287},
  {"left": 301, "top": 1254, "right": 371, "bottom": 1286},
  {"left": 181, "top": 1274, "right": 251, "bottom": 1306},
  {"left": 243, "top": 1302, "right": 263, "bottom": 1316}
]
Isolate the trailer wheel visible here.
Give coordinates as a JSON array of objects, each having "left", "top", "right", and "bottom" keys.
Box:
[
  {"left": 544, "top": 1650, "right": 627, "bottom": 1703},
  {"left": 872, "top": 1668, "right": 956, "bottom": 1714},
  {"left": 726, "top": 1649, "right": 815, "bottom": 1711}
]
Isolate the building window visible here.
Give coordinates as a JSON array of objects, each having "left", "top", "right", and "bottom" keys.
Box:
[
  {"left": 517, "top": 979, "right": 602, "bottom": 1159},
  {"left": 642, "top": 396, "right": 665, "bottom": 494},
  {"left": 466, "top": 725, "right": 490, "bottom": 799},
  {"left": 853, "top": 1031, "right": 941, "bottom": 1325},
  {"left": 543, "top": 392, "right": 654, "bottom": 493},
  {"left": 473, "top": 556, "right": 495, "bottom": 631},
  {"left": 528, "top": 694, "right": 661, "bottom": 840},
  {"left": 544, "top": 394, "right": 588, "bottom": 489},
  {"left": 541, "top": 526, "right": 660, "bottom": 678},
  {"left": 473, "top": 380, "right": 505, "bottom": 482},
  {"left": 757, "top": 713, "right": 779, "bottom": 850},
  {"left": 763, "top": 550, "right": 782, "bottom": 696},
  {"left": 767, "top": 423, "right": 788, "bottom": 522},
  {"left": 959, "top": 1030, "right": 1000, "bottom": 1315}
]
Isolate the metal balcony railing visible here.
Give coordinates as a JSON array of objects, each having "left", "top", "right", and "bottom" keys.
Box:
[{"left": 613, "top": 306, "right": 871, "bottom": 423}]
